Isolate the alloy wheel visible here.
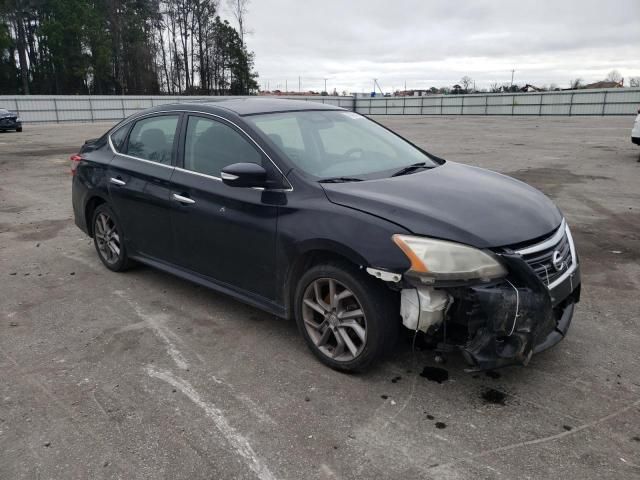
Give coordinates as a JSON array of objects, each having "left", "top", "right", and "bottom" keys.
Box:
[
  {"left": 302, "top": 278, "right": 367, "bottom": 362},
  {"left": 94, "top": 212, "right": 121, "bottom": 265}
]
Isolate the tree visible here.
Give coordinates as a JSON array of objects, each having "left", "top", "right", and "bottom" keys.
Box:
[
  {"left": 207, "top": 16, "right": 257, "bottom": 95},
  {"left": 501, "top": 83, "right": 519, "bottom": 93},
  {"left": 630, "top": 77, "right": 640, "bottom": 88},
  {"left": 605, "top": 69, "right": 622, "bottom": 83},
  {"left": 0, "top": 0, "right": 258, "bottom": 95},
  {"left": 0, "top": 16, "right": 18, "bottom": 93},
  {"left": 227, "top": 0, "right": 249, "bottom": 44},
  {"left": 569, "top": 78, "right": 583, "bottom": 89},
  {"left": 460, "top": 75, "right": 473, "bottom": 93},
  {"left": 1, "top": 0, "right": 31, "bottom": 93},
  {"left": 489, "top": 81, "right": 500, "bottom": 93}
]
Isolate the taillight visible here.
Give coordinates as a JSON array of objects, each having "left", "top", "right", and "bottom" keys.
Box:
[{"left": 70, "top": 154, "right": 82, "bottom": 176}]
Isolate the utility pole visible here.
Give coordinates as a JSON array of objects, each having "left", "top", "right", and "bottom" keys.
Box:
[
  {"left": 285, "top": 80, "right": 288, "bottom": 93},
  {"left": 298, "top": 76, "right": 301, "bottom": 93},
  {"left": 324, "top": 78, "right": 328, "bottom": 93},
  {"left": 510, "top": 69, "right": 515, "bottom": 87}
]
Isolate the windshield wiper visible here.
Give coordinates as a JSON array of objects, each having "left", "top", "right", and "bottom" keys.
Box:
[
  {"left": 318, "top": 176, "right": 364, "bottom": 183},
  {"left": 391, "top": 162, "right": 430, "bottom": 177}
]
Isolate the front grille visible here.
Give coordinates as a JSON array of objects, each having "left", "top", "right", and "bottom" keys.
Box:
[{"left": 513, "top": 221, "right": 574, "bottom": 288}]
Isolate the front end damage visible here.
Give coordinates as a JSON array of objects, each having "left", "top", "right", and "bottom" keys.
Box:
[
  {"left": 449, "top": 254, "right": 580, "bottom": 370},
  {"left": 374, "top": 224, "right": 581, "bottom": 370}
]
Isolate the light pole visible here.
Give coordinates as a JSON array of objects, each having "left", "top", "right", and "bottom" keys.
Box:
[{"left": 324, "top": 78, "right": 328, "bottom": 94}]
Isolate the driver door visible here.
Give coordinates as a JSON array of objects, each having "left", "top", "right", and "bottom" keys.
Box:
[{"left": 169, "top": 114, "right": 280, "bottom": 301}]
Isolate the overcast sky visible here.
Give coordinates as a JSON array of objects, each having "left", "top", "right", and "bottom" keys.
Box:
[{"left": 235, "top": 0, "right": 640, "bottom": 93}]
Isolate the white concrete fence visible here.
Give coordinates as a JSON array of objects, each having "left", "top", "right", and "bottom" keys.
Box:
[{"left": 1, "top": 88, "right": 639, "bottom": 124}]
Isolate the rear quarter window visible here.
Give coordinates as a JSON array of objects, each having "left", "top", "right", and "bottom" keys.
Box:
[{"left": 110, "top": 124, "right": 130, "bottom": 152}]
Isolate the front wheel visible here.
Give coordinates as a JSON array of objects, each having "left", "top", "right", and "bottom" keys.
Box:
[
  {"left": 16, "top": 127, "right": 22, "bottom": 132},
  {"left": 294, "top": 262, "right": 398, "bottom": 372}
]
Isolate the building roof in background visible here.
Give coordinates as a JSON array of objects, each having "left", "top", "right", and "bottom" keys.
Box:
[{"left": 582, "top": 80, "right": 624, "bottom": 89}]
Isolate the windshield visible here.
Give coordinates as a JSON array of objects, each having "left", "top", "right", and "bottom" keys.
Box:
[{"left": 246, "top": 110, "right": 439, "bottom": 179}]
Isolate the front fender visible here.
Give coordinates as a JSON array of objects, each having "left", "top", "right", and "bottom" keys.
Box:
[{"left": 275, "top": 197, "right": 411, "bottom": 316}]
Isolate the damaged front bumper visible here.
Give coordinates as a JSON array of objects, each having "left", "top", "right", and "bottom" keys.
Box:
[
  {"left": 456, "top": 254, "right": 580, "bottom": 370},
  {"left": 395, "top": 252, "right": 580, "bottom": 371}
]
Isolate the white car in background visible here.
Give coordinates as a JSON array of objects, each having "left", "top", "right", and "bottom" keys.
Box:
[{"left": 633, "top": 108, "right": 640, "bottom": 146}]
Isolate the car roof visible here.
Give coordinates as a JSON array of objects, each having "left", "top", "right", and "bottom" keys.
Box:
[{"left": 150, "top": 97, "right": 345, "bottom": 117}]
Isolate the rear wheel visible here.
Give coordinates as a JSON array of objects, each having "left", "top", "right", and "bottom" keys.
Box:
[
  {"left": 92, "top": 204, "right": 132, "bottom": 272},
  {"left": 295, "top": 262, "right": 398, "bottom": 372},
  {"left": 16, "top": 127, "right": 22, "bottom": 132}
]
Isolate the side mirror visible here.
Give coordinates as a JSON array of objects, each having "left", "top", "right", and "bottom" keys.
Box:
[{"left": 221, "top": 163, "right": 268, "bottom": 188}]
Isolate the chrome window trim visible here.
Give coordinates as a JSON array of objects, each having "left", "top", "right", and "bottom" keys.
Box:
[
  {"left": 107, "top": 109, "right": 293, "bottom": 192},
  {"left": 172, "top": 166, "right": 289, "bottom": 192},
  {"left": 174, "top": 166, "right": 222, "bottom": 182},
  {"left": 108, "top": 135, "right": 175, "bottom": 170},
  {"left": 515, "top": 219, "right": 566, "bottom": 256}
]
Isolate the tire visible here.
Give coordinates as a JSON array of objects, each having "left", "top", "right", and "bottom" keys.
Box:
[
  {"left": 92, "top": 203, "right": 133, "bottom": 272},
  {"left": 16, "top": 127, "right": 22, "bottom": 132},
  {"left": 294, "top": 262, "right": 399, "bottom": 372}
]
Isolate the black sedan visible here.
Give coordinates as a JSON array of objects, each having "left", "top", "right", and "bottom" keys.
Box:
[
  {"left": 0, "top": 108, "right": 22, "bottom": 132},
  {"left": 71, "top": 99, "right": 581, "bottom": 372}
]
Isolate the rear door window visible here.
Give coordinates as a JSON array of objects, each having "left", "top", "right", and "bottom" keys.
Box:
[{"left": 125, "top": 115, "right": 180, "bottom": 165}]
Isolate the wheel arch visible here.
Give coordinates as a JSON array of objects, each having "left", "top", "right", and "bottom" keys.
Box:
[
  {"left": 84, "top": 194, "right": 109, "bottom": 237},
  {"left": 283, "top": 239, "right": 370, "bottom": 319}
]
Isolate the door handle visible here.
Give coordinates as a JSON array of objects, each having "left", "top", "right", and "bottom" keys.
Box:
[
  {"left": 172, "top": 193, "right": 195, "bottom": 205},
  {"left": 110, "top": 177, "right": 126, "bottom": 186}
]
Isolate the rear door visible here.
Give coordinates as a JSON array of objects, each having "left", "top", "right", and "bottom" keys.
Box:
[
  {"left": 169, "top": 113, "right": 280, "bottom": 300},
  {"left": 108, "top": 113, "right": 181, "bottom": 262}
]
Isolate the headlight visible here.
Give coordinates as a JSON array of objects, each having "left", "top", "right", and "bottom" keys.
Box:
[
  {"left": 392, "top": 234, "right": 507, "bottom": 282},
  {"left": 16, "top": 117, "right": 21, "bottom": 122}
]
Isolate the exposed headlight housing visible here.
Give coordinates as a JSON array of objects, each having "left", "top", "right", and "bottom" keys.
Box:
[{"left": 392, "top": 234, "right": 507, "bottom": 282}]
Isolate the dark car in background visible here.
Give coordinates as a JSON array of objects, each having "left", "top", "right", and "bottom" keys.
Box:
[
  {"left": 71, "top": 98, "right": 581, "bottom": 372},
  {"left": 0, "top": 108, "right": 22, "bottom": 132}
]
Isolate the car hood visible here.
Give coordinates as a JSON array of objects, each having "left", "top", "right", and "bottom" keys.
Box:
[{"left": 321, "top": 161, "right": 562, "bottom": 248}]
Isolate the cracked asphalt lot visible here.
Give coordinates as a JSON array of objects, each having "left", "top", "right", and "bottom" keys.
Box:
[{"left": 1, "top": 116, "right": 639, "bottom": 479}]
